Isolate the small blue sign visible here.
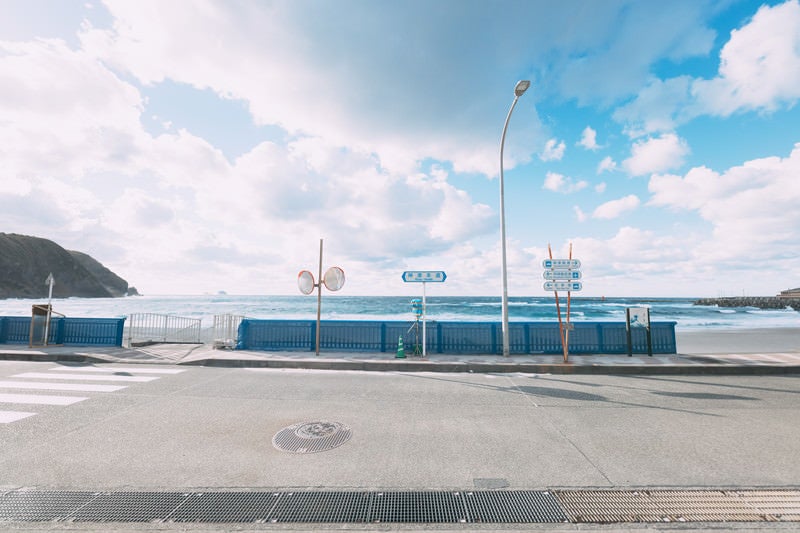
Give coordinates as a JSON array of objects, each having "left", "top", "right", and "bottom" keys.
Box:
[
  {"left": 543, "top": 269, "right": 582, "bottom": 280},
  {"left": 543, "top": 281, "right": 582, "bottom": 292},
  {"left": 402, "top": 271, "right": 447, "bottom": 282},
  {"left": 543, "top": 258, "right": 581, "bottom": 269}
]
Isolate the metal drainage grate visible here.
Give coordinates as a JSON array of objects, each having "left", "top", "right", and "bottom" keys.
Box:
[
  {"left": 371, "top": 491, "right": 466, "bottom": 523},
  {"left": 0, "top": 489, "right": 798, "bottom": 524},
  {"left": 170, "top": 492, "right": 280, "bottom": 523},
  {"left": 0, "top": 491, "right": 96, "bottom": 522},
  {"left": 465, "top": 490, "right": 567, "bottom": 523},
  {"left": 555, "top": 489, "right": 800, "bottom": 523},
  {"left": 69, "top": 492, "right": 191, "bottom": 522},
  {"left": 272, "top": 420, "right": 352, "bottom": 453},
  {"left": 269, "top": 491, "right": 372, "bottom": 523}
]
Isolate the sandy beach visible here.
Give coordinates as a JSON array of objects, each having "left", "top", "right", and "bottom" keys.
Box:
[{"left": 677, "top": 327, "right": 800, "bottom": 354}]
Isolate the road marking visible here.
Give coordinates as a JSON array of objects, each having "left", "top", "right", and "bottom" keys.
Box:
[
  {"left": 0, "top": 393, "right": 88, "bottom": 406},
  {"left": 12, "top": 372, "right": 158, "bottom": 383},
  {"left": 0, "top": 410, "right": 36, "bottom": 423},
  {"left": 48, "top": 366, "right": 185, "bottom": 375},
  {"left": 0, "top": 380, "right": 127, "bottom": 392}
]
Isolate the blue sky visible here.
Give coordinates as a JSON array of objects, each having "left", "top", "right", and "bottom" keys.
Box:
[{"left": 1, "top": 0, "right": 799, "bottom": 297}]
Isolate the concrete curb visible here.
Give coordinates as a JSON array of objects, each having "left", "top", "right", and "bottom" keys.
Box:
[
  {"left": 3, "top": 350, "right": 800, "bottom": 375},
  {"left": 181, "top": 357, "right": 800, "bottom": 375}
]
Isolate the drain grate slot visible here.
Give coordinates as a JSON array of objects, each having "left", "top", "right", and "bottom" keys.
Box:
[
  {"left": 371, "top": 491, "right": 466, "bottom": 523},
  {"left": 0, "top": 491, "right": 97, "bottom": 522},
  {"left": 555, "top": 490, "right": 800, "bottom": 523},
  {"left": 269, "top": 491, "right": 371, "bottom": 523},
  {"left": 465, "top": 491, "right": 566, "bottom": 523},
  {"left": 68, "top": 491, "right": 191, "bottom": 522},
  {"left": 169, "top": 492, "right": 280, "bottom": 523}
]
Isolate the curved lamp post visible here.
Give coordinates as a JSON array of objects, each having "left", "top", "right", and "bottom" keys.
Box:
[{"left": 499, "top": 80, "right": 530, "bottom": 356}]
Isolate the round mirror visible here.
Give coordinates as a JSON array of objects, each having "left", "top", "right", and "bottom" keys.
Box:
[
  {"left": 297, "top": 270, "right": 315, "bottom": 295},
  {"left": 323, "top": 266, "right": 345, "bottom": 291}
]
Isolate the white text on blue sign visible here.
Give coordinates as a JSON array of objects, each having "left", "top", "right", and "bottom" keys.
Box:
[
  {"left": 402, "top": 271, "right": 447, "bottom": 283},
  {"left": 542, "top": 259, "right": 581, "bottom": 269}
]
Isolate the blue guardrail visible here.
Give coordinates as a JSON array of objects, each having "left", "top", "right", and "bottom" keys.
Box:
[
  {"left": 237, "top": 320, "right": 677, "bottom": 355},
  {"left": 0, "top": 316, "right": 126, "bottom": 347}
]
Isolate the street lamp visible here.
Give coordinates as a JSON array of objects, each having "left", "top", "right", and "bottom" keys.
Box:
[{"left": 499, "top": 80, "right": 530, "bottom": 357}]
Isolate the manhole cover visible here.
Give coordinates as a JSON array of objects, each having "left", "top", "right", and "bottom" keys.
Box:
[{"left": 272, "top": 421, "right": 352, "bottom": 453}]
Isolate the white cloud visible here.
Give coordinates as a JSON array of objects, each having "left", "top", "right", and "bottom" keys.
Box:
[
  {"left": 540, "top": 139, "right": 566, "bottom": 161},
  {"left": 594, "top": 182, "right": 607, "bottom": 193},
  {"left": 648, "top": 143, "right": 800, "bottom": 260},
  {"left": 578, "top": 126, "right": 599, "bottom": 150},
  {"left": 623, "top": 133, "right": 689, "bottom": 176},
  {"left": 597, "top": 156, "right": 617, "bottom": 174},
  {"left": 592, "top": 195, "right": 640, "bottom": 219},
  {"left": 573, "top": 206, "right": 588, "bottom": 222},
  {"left": 543, "top": 172, "right": 588, "bottom": 194},
  {"left": 77, "top": 0, "right": 551, "bottom": 177},
  {"left": 612, "top": 1, "right": 800, "bottom": 134},
  {"left": 0, "top": 30, "right": 497, "bottom": 295},
  {"left": 692, "top": 0, "right": 800, "bottom": 116},
  {"left": 613, "top": 76, "right": 693, "bottom": 136}
]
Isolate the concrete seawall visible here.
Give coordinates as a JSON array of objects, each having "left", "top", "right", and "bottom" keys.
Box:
[{"left": 695, "top": 296, "right": 800, "bottom": 311}]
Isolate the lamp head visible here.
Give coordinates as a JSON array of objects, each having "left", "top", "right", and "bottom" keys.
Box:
[{"left": 514, "top": 80, "right": 531, "bottom": 97}]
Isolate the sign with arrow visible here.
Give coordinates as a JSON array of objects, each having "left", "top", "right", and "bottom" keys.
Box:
[
  {"left": 542, "top": 258, "right": 581, "bottom": 269},
  {"left": 543, "top": 281, "right": 582, "bottom": 292},
  {"left": 543, "top": 269, "right": 582, "bottom": 280}
]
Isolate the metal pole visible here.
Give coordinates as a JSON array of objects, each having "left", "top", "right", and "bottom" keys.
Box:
[
  {"left": 499, "top": 80, "right": 529, "bottom": 357},
  {"left": 422, "top": 281, "right": 427, "bottom": 358},
  {"left": 44, "top": 273, "right": 54, "bottom": 346},
  {"left": 316, "top": 238, "right": 323, "bottom": 356}
]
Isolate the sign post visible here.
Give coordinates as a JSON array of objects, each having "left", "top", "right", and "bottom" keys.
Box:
[
  {"left": 44, "top": 273, "right": 54, "bottom": 346},
  {"left": 297, "top": 239, "right": 345, "bottom": 356},
  {"left": 401, "top": 271, "right": 447, "bottom": 357},
  {"left": 542, "top": 245, "right": 582, "bottom": 362}
]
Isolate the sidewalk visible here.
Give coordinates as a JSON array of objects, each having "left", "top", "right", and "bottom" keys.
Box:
[{"left": 2, "top": 342, "right": 800, "bottom": 374}]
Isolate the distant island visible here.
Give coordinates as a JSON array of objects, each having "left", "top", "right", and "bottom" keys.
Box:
[{"left": 0, "top": 233, "right": 137, "bottom": 299}]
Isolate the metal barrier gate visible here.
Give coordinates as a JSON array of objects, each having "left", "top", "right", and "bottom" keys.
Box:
[
  {"left": 125, "top": 313, "right": 202, "bottom": 347},
  {"left": 212, "top": 314, "right": 244, "bottom": 349}
]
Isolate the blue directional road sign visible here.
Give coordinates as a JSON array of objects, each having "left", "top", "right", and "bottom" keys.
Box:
[
  {"left": 402, "top": 271, "right": 447, "bottom": 282},
  {"left": 543, "top": 259, "right": 581, "bottom": 269},
  {"left": 543, "top": 269, "right": 582, "bottom": 280},
  {"left": 543, "top": 281, "right": 582, "bottom": 291}
]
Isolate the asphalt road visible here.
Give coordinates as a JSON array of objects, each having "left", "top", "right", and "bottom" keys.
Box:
[{"left": 1, "top": 359, "right": 799, "bottom": 494}]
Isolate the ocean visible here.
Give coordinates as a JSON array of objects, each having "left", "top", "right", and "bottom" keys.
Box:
[{"left": 1, "top": 295, "right": 798, "bottom": 331}]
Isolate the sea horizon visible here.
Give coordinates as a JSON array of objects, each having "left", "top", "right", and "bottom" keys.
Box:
[{"left": 1, "top": 294, "right": 798, "bottom": 332}]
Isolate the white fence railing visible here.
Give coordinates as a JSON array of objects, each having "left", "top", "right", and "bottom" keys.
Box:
[
  {"left": 212, "top": 314, "right": 244, "bottom": 349},
  {"left": 124, "top": 313, "right": 244, "bottom": 348},
  {"left": 125, "top": 313, "right": 202, "bottom": 347}
]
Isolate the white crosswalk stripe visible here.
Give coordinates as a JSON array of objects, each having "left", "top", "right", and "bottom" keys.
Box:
[
  {"left": 49, "top": 366, "right": 185, "bottom": 375},
  {"left": 0, "top": 380, "right": 126, "bottom": 392},
  {"left": 0, "top": 393, "right": 88, "bottom": 405},
  {"left": 0, "top": 365, "right": 185, "bottom": 424},
  {"left": 12, "top": 372, "right": 159, "bottom": 382},
  {"left": 0, "top": 410, "right": 36, "bottom": 423}
]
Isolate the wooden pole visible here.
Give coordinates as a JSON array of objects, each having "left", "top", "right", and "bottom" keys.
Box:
[
  {"left": 564, "top": 243, "right": 573, "bottom": 363},
  {"left": 549, "top": 244, "right": 567, "bottom": 362}
]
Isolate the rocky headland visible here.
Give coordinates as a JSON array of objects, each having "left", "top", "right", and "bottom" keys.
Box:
[{"left": 0, "top": 233, "right": 137, "bottom": 299}]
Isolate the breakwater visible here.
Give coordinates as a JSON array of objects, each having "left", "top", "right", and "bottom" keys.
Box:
[{"left": 695, "top": 297, "right": 800, "bottom": 311}]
